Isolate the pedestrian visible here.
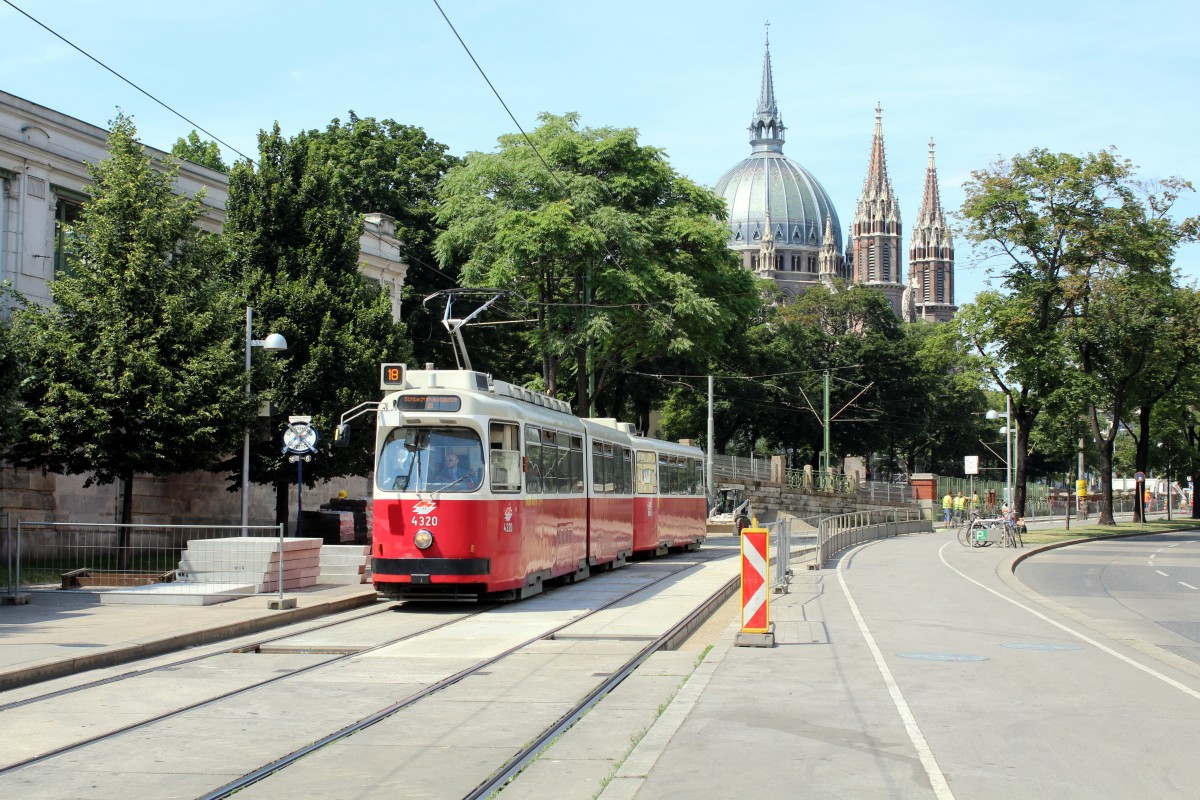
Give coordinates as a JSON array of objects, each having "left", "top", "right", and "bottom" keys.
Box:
[
  {"left": 953, "top": 491, "right": 966, "bottom": 524},
  {"left": 970, "top": 491, "right": 979, "bottom": 514},
  {"left": 942, "top": 491, "right": 954, "bottom": 527}
]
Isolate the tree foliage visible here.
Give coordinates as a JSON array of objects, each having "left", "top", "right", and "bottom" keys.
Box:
[
  {"left": 170, "top": 130, "right": 228, "bottom": 173},
  {"left": 9, "top": 114, "right": 249, "bottom": 525},
  {"left": 435, "top": 113, "right": 759, "bottom": 415},
  {"left": 306, "top": 113, "right": 460, "bottom": 367},
  {"left": 960, "top": 147, "right": 1196, "bottom": 520},
  {"left": 224, "top": 123, "right": 410, "bottom": 523}
]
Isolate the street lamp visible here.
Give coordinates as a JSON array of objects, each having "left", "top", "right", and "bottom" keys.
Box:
[
  {"left": 242, "top": 307, "right": 287, "bottom": 535},
  {"left": 986, "top": 395, "right": 1013, "bottom": 513}
]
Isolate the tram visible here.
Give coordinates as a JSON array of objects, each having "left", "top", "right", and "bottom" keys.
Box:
[{"left": 362, "top": 363, "right": 707, "bottom": 601}]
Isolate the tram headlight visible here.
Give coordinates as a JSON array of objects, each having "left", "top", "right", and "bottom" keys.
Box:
[{"left": 413, "top": 529, "right": 434, "bottom": 550}]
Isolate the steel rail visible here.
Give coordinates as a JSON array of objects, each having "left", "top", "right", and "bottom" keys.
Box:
[
  {"left": 0, "top": 600, "right": 401, "bottom": 713},
  {"left": 197, "top": 551, "right": 737, "bottom": 800},
  {"left": 463, "top": 571, "right": 741, "bottom": 800},
  {"left": 0, "top": 605, "right": 490, "bottom": 776}
]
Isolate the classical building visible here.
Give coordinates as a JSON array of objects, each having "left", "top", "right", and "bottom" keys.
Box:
[
  {"left": 0, "top": 90, "right": 407, "bottom": 524},
  {"left": 714, "top": 36, "right": 956, "bottom": 321},
  {"left": 0, "top": 90, "right": 408, "bottom": 321}
]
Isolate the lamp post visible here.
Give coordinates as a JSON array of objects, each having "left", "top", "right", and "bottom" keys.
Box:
[
  {"left": 242, "top": 307, "right": 287, "bottom": 535},
  {"left": 986, "top": 395, "right": 1013, "bottom": 513}
]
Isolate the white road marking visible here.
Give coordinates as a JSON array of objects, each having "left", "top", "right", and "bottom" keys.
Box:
[
  {"left": 1180, "top": 582, "right": 1199, "bottom": 591},
  {"left": 838, "top": 556, "right": 956, "bottom": 800},
  {"left": 938, "top": 542, "right": 1200, "bottom": 702},
  {"left": 1156, "top": 570, "right": 1170, "bottom": 577}
]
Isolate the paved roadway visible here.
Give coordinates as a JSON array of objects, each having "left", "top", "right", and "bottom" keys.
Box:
[{"left": 594, "top": 527, "right": 1200, "bottom": 799}]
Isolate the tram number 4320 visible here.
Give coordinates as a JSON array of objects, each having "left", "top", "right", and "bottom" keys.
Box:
[{"left": 411, "top": 515, "right": 439, "bottom": 527}]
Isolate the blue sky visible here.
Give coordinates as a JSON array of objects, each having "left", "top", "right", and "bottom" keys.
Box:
[{"left": 3, "top": 0, "right": 1198, "bottom": 304}]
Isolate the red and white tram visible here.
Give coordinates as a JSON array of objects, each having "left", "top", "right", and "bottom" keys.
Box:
[{"left": 366, "top": 363, "right": 707, "bottom": 601}]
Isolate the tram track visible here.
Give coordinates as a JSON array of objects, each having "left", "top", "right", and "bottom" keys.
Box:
[
  {"left": 0, "top": 600, "right": 405, "bottom": 713},
  {"left": 200, "top": 550, "right": 737, "bottom": 799},
  {"left": 0, "top": 604, "right": 489, "bottom": 775},
  {"left": 0, "top": 547, "right": 739, "bottom": 798}
]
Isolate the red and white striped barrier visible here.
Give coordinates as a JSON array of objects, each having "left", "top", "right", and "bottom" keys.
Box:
[{"left": 737, "top": 525, "right": 774, "bottom": 646}]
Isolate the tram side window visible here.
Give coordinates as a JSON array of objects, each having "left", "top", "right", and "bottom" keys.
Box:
[
  {"left": 591, "top": 441, "right": 606, "bottom": 494},
  {"left": 691, "top": 458, "right": 705, "bottom": 496},
  {"left": 569, "top": 436, "right": 584, "bottom": 493},
  {"left": 543, "top": 429, "right": 570, "bottom": 493},
  {"left": 621, "top": 448, "right": 633, "bottom": 494},
  {"left": 658, "top": 455, "right": 670, "bottom": 496},
  {"left": 489, "top": 421, "right": 521, "bottom": 493},
  {"left": 636, "top": 451, "right": 656, "bottom": 494},
  {"left": 525, "top": 427, "right": 543, "bottom": 493}
]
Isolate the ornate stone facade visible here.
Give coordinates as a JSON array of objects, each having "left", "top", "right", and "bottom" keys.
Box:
[{"left": 715, "top": 35, "right": 956, "bottom": 321}]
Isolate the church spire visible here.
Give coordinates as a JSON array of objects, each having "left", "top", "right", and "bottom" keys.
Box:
[
  {"left": 850, "top": 103, "right": 905, "bottom": 315},
  {"left": 862, "top": 103, "right": 893, "bottom": 199},
  {"left": 908, "top": 137, "right": 957, "bottom": 323},
  {"left": 748, "top": 24, "right": 785, "bottom": 154},
  {"left": 916, "top": 138, "right": 946, "bottom": 228}
]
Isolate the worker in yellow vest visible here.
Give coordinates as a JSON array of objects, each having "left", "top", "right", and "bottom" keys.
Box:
[
  {"left": 953, "top": 491, "right": 966, "bottom": 524},
  {"left": 942, "top": 492, "right": 954, "bottom": 527}
]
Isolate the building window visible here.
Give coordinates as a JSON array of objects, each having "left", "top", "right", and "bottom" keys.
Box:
[{"left": 54, "top": 198, "right": 83, "bottom": 277}]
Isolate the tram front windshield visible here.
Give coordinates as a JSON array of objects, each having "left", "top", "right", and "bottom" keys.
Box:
[{"left": 377, "top": 427, "right": 484, "bottom": 493}]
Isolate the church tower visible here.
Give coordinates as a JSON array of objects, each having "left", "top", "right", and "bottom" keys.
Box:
[
  {"left": 908, "top": 139, "right": 957, "bottom": 322},
  {"left": 849, "top": 105, "right": 905, "bottom": 316}
]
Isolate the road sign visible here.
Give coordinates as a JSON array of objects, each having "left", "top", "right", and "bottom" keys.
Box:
[
  {"left": 964, "top": 456, "right": 979, "bottom": 475},
  {"left": 740, "top": 527, "right": 770, "bottom": 634},
  {"left": 1135, "top": 471, "right": 1146, "bottom": 482},
  {"left": 283, "top": 421, "right": 318, "bottom": 454}
]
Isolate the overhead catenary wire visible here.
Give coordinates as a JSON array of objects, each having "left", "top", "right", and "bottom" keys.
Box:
[{"left": 1, "top": 0, "right": 254, "bottom": 164}]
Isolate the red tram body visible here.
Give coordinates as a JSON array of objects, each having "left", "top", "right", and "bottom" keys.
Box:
[{"left": 368, "top": 365, "right": 707, "bottom": 601}]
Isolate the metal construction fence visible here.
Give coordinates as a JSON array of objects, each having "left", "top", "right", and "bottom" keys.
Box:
[
  {"left": 756, "top": 514, "right": 824, "bottom": 594},
  {"left": 815, "top": 508, "right": 934, "bottom": 570},
  {"left": 4, "top": 521, "right": 296, "bottom": 602}
]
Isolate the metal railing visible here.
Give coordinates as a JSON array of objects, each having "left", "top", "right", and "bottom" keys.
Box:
[
  {"left": 2, "top": 512, "right": 14, "bottom": 597},
  {"left": 815, "top": 508, "right": 933, "bottom": 570},
  {"left": 856, "top": 481, "right": 914, "bottom": 505},
  {"left": 711, "top": 454, "right": 856, "bottom": 495},
  {"left": 9, "top": 521, "right": 296, "bottom": 602},
  {"left": 711, "top": 453, "right": 771, "bottom": 482}
]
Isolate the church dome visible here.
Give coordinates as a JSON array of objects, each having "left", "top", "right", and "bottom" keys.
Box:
[
  {"left": 714, "top": 32, "right": 842, "bottom": 259},
  {"left": 715, "top": 153, "right": 842, "bottom": 252}
]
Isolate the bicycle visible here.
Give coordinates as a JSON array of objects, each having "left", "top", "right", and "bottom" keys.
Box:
[{"left": 1000, "top": 514, "right": 1025, "bottom": 548}]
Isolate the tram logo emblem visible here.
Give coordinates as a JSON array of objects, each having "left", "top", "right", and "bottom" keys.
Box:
[
  {"left": 503, "top": 505, "right": 514, "bottom": 533},
  {"left": 413, "top": 499, "right": 438, "bottom": 515}
]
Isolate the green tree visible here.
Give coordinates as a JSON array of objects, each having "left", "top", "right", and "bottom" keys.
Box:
[
  {"left": 0, "top": 304, "right": 19, "bottom": 447},
  {"left": 225, "top": 123, "right": 410, "bottom": 526},
  {"left": 170, "top": 130, "right": 228, "bottom": 173},
  {"left": 435, "top": 113, "right": 758, "bottom": 416},
  {"left": 306, "top": 114, "right": 460, "bottom": 368},
  {"left": 959, "top": 148, "right": 1195, "bottom": 519},
  {"left": 9, "top": 114, "right": 250, "bottom": 535}
]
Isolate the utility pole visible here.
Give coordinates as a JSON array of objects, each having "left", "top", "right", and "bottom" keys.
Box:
[
  {"left": 823, "top": 369, "right": 831, "bottom": 474},
  {"left": 707, "top": 375, "right": 715, "bottom": 503}
]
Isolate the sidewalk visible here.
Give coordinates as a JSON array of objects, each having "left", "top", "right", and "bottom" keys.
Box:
[
  {"left": 599, "top": 521, "right": 1200, "bottom": 799},
  {"left": 0, "top": 583, "right": 378, "bottom": 691}
]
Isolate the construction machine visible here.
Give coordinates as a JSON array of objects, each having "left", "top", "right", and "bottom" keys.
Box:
[{"left": 707, "top": 487, "right": 752, "bottom": 535}]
